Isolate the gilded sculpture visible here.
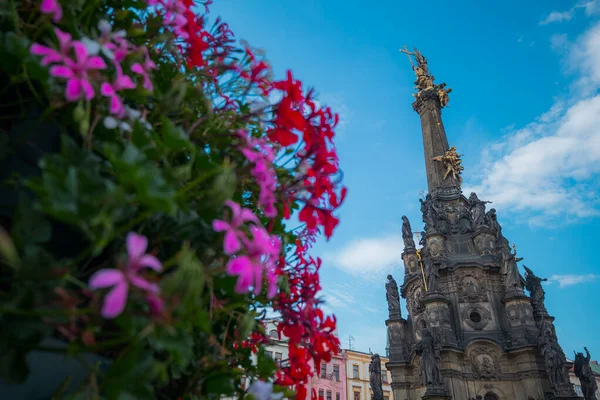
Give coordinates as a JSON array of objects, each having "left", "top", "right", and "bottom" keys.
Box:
[
  {"left": 400, "top": 46, "right": 451, "bottom": 106},
  {"left": 432, "top": 146, "right": 464, "bottom": 183}
]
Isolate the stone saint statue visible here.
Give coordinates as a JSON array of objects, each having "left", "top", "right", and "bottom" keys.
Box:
[
  {"left": 401, "top": 215, "right": 416, "bottom": 250},
  {"left": 538, "top": 323, "right": 568, "bottom": 389},
  {"left": 386, "top": 275, "right": 401, "bottom": 319},
  {"left": 468, "top": 192, "right": 491, "bottom": 229},
  {"left": 484, "top": 208, "right": 499, "bottom": 237},
  {"left": 369, "top": 354, "right": 384, "bottom": 400},
  {"left": 415, "top": 329, "right": 444, "bottom": 389},
  {"left": 424, "top": 258, "right": 440, "bottom": 293},
  {"left": 420, "top": 194, "right": 437, "bottom": 233},
  {"left": 574, "top": 347, "right": 598, "bottom": 400},
  {"left": 502, "top": 249, "right": 524, "bottom": 294},
  {"left": 524, "top": 266, "right": 547, "bottom": 313}
]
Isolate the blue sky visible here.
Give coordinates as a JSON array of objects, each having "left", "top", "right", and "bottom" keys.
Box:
[{"left": 210, "top": 0, "right": 600, "bottom": 357}]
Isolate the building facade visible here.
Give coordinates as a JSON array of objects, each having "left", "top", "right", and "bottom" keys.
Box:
[
  {"left": 308, "top": 350, "right": 348, "bottom": 400},
  {"left": 385, "top": 48, "right": 581, "bottom": 400},
  {"left": 346, "top": 350, "right": 394, "bottom": 400}
]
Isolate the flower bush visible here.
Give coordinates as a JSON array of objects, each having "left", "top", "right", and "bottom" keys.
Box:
[{"left": 0, "top": 1, "right": 346, "bottom": 399}]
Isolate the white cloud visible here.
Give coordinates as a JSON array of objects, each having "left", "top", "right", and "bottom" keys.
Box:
[
  {"left": 466, "top": 21, "right": 600, "bottom": 225},
  {"left": 548, "top": 274, "right": 598, "bottom": 287},
  {"left": 323, "top": 235, "right": 404, "bottom": 279},
  {"left": 540, "top": 10, "right": 575, "bottom": 25},
  {"left": 539, "top": 1, "right": 600, "bottom": 25}
]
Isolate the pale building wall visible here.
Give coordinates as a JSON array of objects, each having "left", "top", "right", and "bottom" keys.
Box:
[
  {"left": 307, "top": 350, "right": 347, "bottom": 400},
  {"left": 345, "top": 350, "right": 394, "bottom": 400}
]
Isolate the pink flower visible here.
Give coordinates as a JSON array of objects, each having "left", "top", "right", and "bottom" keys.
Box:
[
  {"left": 89, "top": 232, "right": 163, "bottom": 319},
  {"left": 40, "top": 0, "right": 63, "bottom": 23},
  {"left": 239, "top": 133, "right": 278, "bottom": 217},
  {"left": 30, "top": 28, "right": 72, "bottom": 66},
  {"left": 131, "top": 48, "right": 157, "bottom": 91},
  {"left": 212, "top": 200, "right": 259, "bottom": 255},
  {"left": 50, "top": 41, "right": 106, "bottom": 101},
  {"left": 225, "top": 225, "right": 280, "bottom": 297},
  {"left": 101, "top": 63, "right": 136, "bottom": 117}
]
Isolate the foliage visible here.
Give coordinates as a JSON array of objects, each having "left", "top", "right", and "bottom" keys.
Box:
[{"left": 0, "top": 0, "right": 346, "bottom": 399}]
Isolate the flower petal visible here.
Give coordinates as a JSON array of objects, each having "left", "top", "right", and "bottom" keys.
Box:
[
  {"left": 131, "top": 63, "right": 144, "bottom": 74},
  {"left": 86, "top": 56, "right": 107, "bottom": 70},
  {"left": 129, "top": 275, "right": 159, "bottom": 294},
  {"left": 65, "top": 79, "right": 82, "bottom": 102},
  {"left": 89, "top": 269, "right": 125, "bottom": 289},
  {"left": 139, "top": 255, "right": 163, "bottom": 272},
  {"left": 50, "top": 65, "right": 74, "bottom": 79},
  {"left": 72, "top": 41, "right": 89, "bottom": 65},
  {"left": 126, "top": 232, "right": 147, "bottom": 261},
  {"left": 212, "top": 219, "right": 229, "bottom": 232},
  {"left": 54, "top": 28, "right": 72, "bottom": 51},
  {"left": 223, "top": 230, "right": 241, "bottom": 255},
  {"left": 81, "top": 79, "right": 95, "bottom": 101},
  {"left": 101, "top": 281, "right": 129, "bottom": 319},
  {"left": 101, "top": 82, "right": 115, "bottom": 97},
  {"left": 110, "top": 94, "right": 123, "bottom": 115}
]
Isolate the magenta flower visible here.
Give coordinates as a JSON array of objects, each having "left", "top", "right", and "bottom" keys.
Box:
[
  {"left": 101, "top": 63, "right": 136, "bottom": 117},
  {"left": 213, "top": 200, "right": 259, "bottom": 254},
  {"left": 225, "top": 225, "right": 280, "bottom": 297},
  {"left": 239, "top": 133, "right": 278, "bottom": 217},
  {"left": 40, "top": 0, "right": 63, "bottom": 23},
  {"left": 89, "top": 232, "right": 163, "bottom": 319},
  {"left": 50, "top": 41, "right": 107, "bottom": 102},
  {"left": 30, "top": 28, "right": 72, "bottom": 66},
  {"left": 131, "top": 48, "right": 157, "bottom": 91}
]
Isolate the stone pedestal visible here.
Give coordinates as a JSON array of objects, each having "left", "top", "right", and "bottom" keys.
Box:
[
  {"left": 422, "top": 388, "right": 452, "bottom": 400},
  {"left": 422, "top": 293, "right": 456, "bottom": 346},
  {"left": 387, "top": 318, "right": 412, "bottom": 362}
]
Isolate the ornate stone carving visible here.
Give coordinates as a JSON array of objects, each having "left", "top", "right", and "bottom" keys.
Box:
[
  {"left": 505, "top": 303, "right": 534, "bottom": 327},
  {"left": 386, "top": 275, "right": 401, "bottom": 319},
  {"left": 457, "top": 274, "right": 488, "bottom": 303},
  {"left": 425, "top": 304, "right": 451, "bottom": 328},
  {"left": 469, "top": 345, "right": 500, "bottom": 379},
  {"left": 463, "top": 305, "right": 491, "bottom": 330},
  {"left": 574, "top": 347, "right": 598, "bottom": 400},
  {"left": 423, "top": 257, "right": 440, "bottom": 293},
  {"left": 405, "top": 254, "right": 419, "bottom": 274},
  {"left": 426, "top": 235, "right": 446, "bottom": 258},
  {"left": 473, "top": 232, "right": 495, "bottom": 255},
  {"left": 408, "top": 284, "right": 425, "bottom": 315}
]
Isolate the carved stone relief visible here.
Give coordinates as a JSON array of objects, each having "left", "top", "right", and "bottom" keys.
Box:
[
  {"left": 473, "top": 232, "right": 496, "bottom": 255},
  {"left": 462, "top": 305, "right": 492, "bottom": 330},
  {"left": 457, "top": 272, "right": 488, "bottom": 303},
  {"left": 404, "top": 254, "right": 419, "bottom": 274},
  {"left": 407, "top": 284, "right": 425, "bottom": 315},
  {"left": 426, "top": 304, "right": 451, "bottom": 328},
  {"left": 468, "top": 345, "right": 500, "bottom": 379},
  {"left": 426, "top": 235, "right": 446, "bottom": 258},
  {"left": 505, "top": 303, "right": 535, "bottom": 327}
]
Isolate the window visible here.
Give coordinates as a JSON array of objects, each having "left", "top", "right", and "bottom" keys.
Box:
[
  {"left": 384, "top": 396, "right": 389, "bottom": 400},
  {"left": 353, "top": 390, "right": 360, "bottom": 400},
  {"left": 326, "top": 390, "right": 332, "bottom": 400},
  {"left": 274, "top": 352, "right": 282, "bottom": 366},
  {"left": 382, "top": 370, "right": 387, "bottom": 383},
  {"left": 269, "top": 329, "right": 278, "bottom": 338},
  {"left": 336, "top": 393, "right": 340, "bottom": 400},
  {"left": 321, "top": 362, "right": 327, "bottom": 378},
  {"left": 333, "top": 364, "right": 340, "bottom": 381},
  {"left": 353, "top": 364, "right": 359, "bottom": 379},
  {"left": 266, "top": 351, "right": 273, "bottom": 359},
  {"left": 319, "top": 389, "right": 324, "bottom": 400}
]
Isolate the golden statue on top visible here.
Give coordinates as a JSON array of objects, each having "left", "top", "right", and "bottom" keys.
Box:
[
  {"left": 432, "top": 146, "right": 464, "bottom": 183},
  {"left": 399, "top": 46, "right": 452, "bottom": 108}
]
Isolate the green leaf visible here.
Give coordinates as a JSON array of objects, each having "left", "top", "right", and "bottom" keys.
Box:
[
  {"left": 160, "top": 116, "right": 192, "bottom": 151},
  {"left": 256, "top": 347, "right": 277, "bottom": 379}
]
